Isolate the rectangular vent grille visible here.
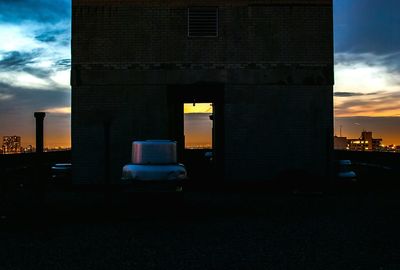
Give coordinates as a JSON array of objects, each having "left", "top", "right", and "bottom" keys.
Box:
[{"left": 188, "top": 7, "right": 218, "bottom": 37}]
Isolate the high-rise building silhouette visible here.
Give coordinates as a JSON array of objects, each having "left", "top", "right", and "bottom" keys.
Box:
[{"left": 2, "top": 136, "right": 22, "bottom": 154}]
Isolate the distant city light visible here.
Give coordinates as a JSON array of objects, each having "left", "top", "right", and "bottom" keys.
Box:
[{"left": 1, "top": 135, "right": 70, "bottom": 154}]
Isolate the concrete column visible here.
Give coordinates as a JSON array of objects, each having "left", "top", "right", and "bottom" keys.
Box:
[{"left": 34, "top": 112, "right": 46, "bottom": 153}]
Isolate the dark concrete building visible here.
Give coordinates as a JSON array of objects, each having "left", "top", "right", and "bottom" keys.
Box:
[{"left": 71, "top": 0, "right": 333, "bottom": 184}]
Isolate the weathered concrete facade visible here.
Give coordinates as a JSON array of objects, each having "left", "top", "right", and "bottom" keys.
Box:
[{"left": 71, "top": 0, "right": 333, "bottom": 184}]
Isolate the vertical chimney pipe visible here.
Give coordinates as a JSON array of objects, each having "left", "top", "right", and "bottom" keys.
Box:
[{"left": 34, "top": 112, "right": 46, "bottom": 153}]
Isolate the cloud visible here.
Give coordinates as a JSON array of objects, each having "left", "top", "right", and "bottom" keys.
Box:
[
  {"left": 0, "top": 82, "right": 70, "bottom": 113},
  {"left": 0, "top": 93, "right": 13, "bottom": 101},
  {"left": 55, "top": 59, "right": 71, "bottom": 70},
  {"left": 34, "top": 28, "right": 69, "bottom": 43},
  {"left": 0, "top": 21, "right": 70, "bottom": 56},
  {"left": 0, "top": 69, "right": 70, "bottom": 91},
  {"left": 334, "top": 92, "right": 380, "bottom": 97},
  {"left": 45, "top": 107, "right": 71, "bottom": 115},
  {"left": 334, "top": 91, "right": 400, "bottom": 117},
  {"left": 335, "top": 52, "right": 400, "bottom": 92},
  {"left": 334, "top": 51, "right": 400, "bottom": 118},
  {"left": 0, "top": 22, "right": 71, "bottom": 90},
  {"left": 0, "top": 49, "right": 70, "bottom": 90},
  {"left": 335, "top": 52, "right": 400, "bottom": 75},
  {"left": 0, "top": 50, "right": 41, "bottom": 69}
]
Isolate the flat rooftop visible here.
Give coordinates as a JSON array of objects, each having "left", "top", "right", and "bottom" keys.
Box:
[{"left": 0, "top": 191, "right": 399, "bottom": 269}]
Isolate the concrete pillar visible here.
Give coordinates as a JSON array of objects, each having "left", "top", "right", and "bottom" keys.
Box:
[{"left": 34, "top": 112, "right": 46, "bottom": 153}]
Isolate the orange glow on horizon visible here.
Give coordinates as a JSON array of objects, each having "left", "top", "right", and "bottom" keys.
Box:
[
  {"left": 20, "top": 134, "right": 71, "bottom": 149},
  {"left": 184, "top": 103, "right": 213, "bottom": 149}
]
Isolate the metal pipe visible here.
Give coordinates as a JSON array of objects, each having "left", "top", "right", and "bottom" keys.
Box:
[{"left": 34, "top": 112, "right": 46, "bottom": 153}]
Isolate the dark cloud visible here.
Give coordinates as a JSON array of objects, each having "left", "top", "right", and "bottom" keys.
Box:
[
  {"left": 0, "top": 0, "right": 70, "bottom": 23},
  {"left": 334, "top": 92, "right": 380, "bottom": 97},
  {"left": 35, "top": 33, "right": 56, "bottom": 43},
  {"left": 0, "top": 49, "right": 70, "bottom": 82},
  {"left": 334, "top": 52, "right": 400, "bottom": 75},
  {"left": 22, "top": 66, "right": 53, "bottom": 79},
  {"left": 55, "top": 59, "right": 71, "bottom": 70},
  {"left": 0, "top": 82, "right": 70, "bottom": 113},
  {"left": 35, "top": 28, "right": 70, "bottom": 43},
  {"left": 0, "top": 50, "right": 69, "bottom": 83},
  {"left": 334, "top": 0, "right": 400, "bottom": 54},
  {"left": 335, "top": 91, "right": 400, "bottom": 116},
  {"left": 0, "top": 50, "right": 42, "bottom": 70}
]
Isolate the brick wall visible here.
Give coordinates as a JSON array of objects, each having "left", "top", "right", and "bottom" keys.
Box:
[
  {"left": 224, "top": 85, "right": 333, "bottom": 181},
  {"left": 71, "top": 0, "right": 333, "bottom": 184},
  {"left": 72, "top": 1, "right": 332, "bottom": 64}
]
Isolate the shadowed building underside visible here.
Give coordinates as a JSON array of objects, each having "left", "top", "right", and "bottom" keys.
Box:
[{"left": 71, "top": 0, "right": 333, "bottom": 184}]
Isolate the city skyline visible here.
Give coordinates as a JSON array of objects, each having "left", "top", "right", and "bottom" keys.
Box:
[{"left": 0, "top": 0, "right": 400, "bottom": 147}]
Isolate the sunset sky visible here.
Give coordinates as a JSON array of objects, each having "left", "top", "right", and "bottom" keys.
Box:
[
  {"left": 0, "top": 0, "right": 399, "bottom": 147},
  {"left": 184, "top": 103, "right": 213, "bottom": 148}
]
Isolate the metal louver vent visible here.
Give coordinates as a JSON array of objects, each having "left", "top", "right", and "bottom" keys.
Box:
[{"left": 188, "top": 7, "right": 218, "bottom": 37}]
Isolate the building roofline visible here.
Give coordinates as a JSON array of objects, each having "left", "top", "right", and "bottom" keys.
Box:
[{"left": 73, "top": 0, "right": 332, "bottom": 7}]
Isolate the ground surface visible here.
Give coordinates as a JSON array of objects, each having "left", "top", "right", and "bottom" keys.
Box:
[
  {"left": 1, "top": 190, "right": 400, "bottom": 270},
  {"left": 1, "top": 152, "right": 400, "bottom": 270}
]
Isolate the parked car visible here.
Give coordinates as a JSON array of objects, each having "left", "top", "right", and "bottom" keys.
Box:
[
  {"left": 121, "top": 140, "right": 187, "bottom": 193},
  {"left": 335, "top": 159, "right": 357, "bottom": 182}
]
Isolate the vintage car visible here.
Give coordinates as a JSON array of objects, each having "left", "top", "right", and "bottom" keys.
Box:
[{"left": 121, "top": 140, "right": 187, "bottom": 193}]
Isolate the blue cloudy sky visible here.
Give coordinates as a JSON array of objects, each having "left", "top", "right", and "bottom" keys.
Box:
[
  {"left": 0, "top": 0, "right": 399, "bottom": 146},
  {"left": 0, "top": 0, "right": 71, "bottom": 147},
  {"left": 333, "top": 0, "right": 400, "bottom": 143}
]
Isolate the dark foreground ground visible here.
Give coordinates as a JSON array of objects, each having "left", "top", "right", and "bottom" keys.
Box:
[
  {"left": 1, "top": 189, "right": 400, "bottom": 270},
  {"left": 1, "top": 150, "right": 400, "bottom": 270}
]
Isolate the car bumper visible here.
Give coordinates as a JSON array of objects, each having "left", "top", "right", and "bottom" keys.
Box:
[{"left": 119, "top": 179, "right": 184, "bottom": 193}]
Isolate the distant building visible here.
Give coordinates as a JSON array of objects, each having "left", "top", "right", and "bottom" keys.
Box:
[
  {"left": 23, "top": 145, "right": 34, "bottom": 153},
  {"left": 2, "top": 136, "right": 22, "bottom": 154},
  {"left": 334, "top": 136, "right": 348, "bottom": 150},
  {"left": 379, "top": 144, "right": 399, "bottom": 153},
  {"left": 347, "top": 131, "right": 382, "bottom": 151}
]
